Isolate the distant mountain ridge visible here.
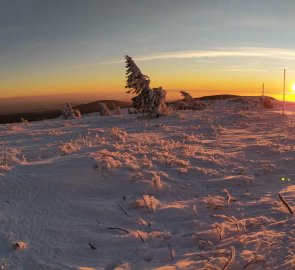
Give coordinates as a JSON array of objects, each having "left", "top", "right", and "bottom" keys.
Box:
[
  {"left": 0, "top": 100, "right": 131, "bottom": 124},
  {"left": 0, "top": 95, "right": 280, "bottom": 124}
]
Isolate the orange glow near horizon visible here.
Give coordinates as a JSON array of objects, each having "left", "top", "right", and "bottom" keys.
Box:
[{"left": 1, "top": 63, "right": 295, "bottom": 102}]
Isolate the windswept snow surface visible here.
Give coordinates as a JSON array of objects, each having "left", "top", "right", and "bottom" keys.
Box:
[{"left": 0, "top": 104, "right": 294, "bottom": 269}]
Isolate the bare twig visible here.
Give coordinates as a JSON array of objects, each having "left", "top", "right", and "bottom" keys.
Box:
[
  {"left": 243, "top": 255, "right": 265, "bottom": 269},
  {"left": 206, "top": 263, "right": 221, "bottom": 270},
  {"left": 243, "top": 257, "right": 256, "bottom": 269},
  {"left": 215, "top": 224, "right": 224, "bottom": 240},
  {"left": 137, "top": 230, "right": 145, "bottom": 242},
  {"left": 227, "top": 216, "right": 240, "bottom": 232},
  {"left": 168, "top": 243, "right": 175, "bottom": 261},
  {"left": 193, "top": 205, "right": 198, "bottom": 216},
  {"left": 117, "top": 203, "right": 130, "bottom": 216},
  {"left": 107, "top": 227, "right": 129, "bottom": 234},
  {"left": 89, "top": 242, "right": 96, "bottom": 250},
  {"left": 223, "top": 189, "right": 232, "bottom": 207},
  {"left": 168, "top": 160, "right": 175, "bottom": 166},
  {"left": 222, "top": 246, "right": 235, "bottom": 270},
  {"left": 279, "top": 193, "right": 294, "bottom": 214},
  {"left": 241, "top": 219, "right": 247, "bottom": 233},
  {"left": 149, "top": 195, "right": 155, "bottom": 212}
]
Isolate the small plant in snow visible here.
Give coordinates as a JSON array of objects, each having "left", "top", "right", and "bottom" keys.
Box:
[
  {"left": 91, "top": 149, "right": 122, "bottom": 173},
  {"left": 202, "top": 195, "right": 227, "bottom": 210},
  {"left": 141, "top": 155, "right": 153, "bottom": 168},
  {"left": 152, "top": 173, "right": 163, "bottom": 192},
  {"left": 59, "top": 140, "right": 81, "bottom": 155},
  {"left": 6, "top": 124, "right": 24, "bottom": 132},
  {"left": 132, "top": 195, "right": 161, "bottom": 212},
  {"left": 110, "top": 127, "right": 127, "bottom": 143},
  {"left": 20, "top": 117, "right": 29, "bottom": 125},
  {"left": 0, "top": 148, "right": 26, "bottom": 172}
]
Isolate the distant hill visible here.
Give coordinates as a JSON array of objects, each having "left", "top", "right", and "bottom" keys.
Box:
[
  {"left": 75, "top": 100, "right": 131, "bottom": 114},
  {"left": 0, "top": 100, "right": 131, "bottom": 124},
  {"left": 0, "top": 95, "right": 280, "bottom": 124},
  {"left": 196, "top": 94, "right": 239, "bottom": 100}
]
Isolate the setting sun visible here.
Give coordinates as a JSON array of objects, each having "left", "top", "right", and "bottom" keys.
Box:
[{"left": 292, "top": 84, "right": 295, "bottom": 92}]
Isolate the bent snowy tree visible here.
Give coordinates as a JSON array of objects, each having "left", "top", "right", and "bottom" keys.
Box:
[
  {"left": 173, "top": 91, "right": 206, "bottom": 111},
  {"left": 124, "top": 55, "right": 169, "bottom": 118}
]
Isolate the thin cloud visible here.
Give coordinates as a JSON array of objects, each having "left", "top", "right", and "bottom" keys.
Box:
[
  {"left": 100, "top": 47, "right": 295, "bottom": 65},
  {"left": 63, "top": 47, "right": 295, "bottom": 70}
]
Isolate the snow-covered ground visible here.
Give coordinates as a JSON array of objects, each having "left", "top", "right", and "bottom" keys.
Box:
[{"left": 0, "top": 102, "right": 294, "bottom": 270}]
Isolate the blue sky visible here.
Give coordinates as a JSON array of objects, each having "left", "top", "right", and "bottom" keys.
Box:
[{"left": 1, "top": 0, "right": 295, "bottom": 100}]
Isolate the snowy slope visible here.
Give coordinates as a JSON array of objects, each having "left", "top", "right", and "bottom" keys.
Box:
[{"left": 0, "top": 103, "right": 294, "bottom": 270}]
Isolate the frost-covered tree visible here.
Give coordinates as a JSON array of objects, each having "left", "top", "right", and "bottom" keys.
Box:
[
  {"left": 148, "top": 87, "right": 170, "bottom": 118},
  {"left": 124, "top": 55, "right": 169, "bottom": 118},
  {"left": 111, "top": 103, "right": 122, "bottom": 115},
  {"left": 98, "top": 103, "right": 110, "bottom": 116},
  {"left": 125, "top": 55, "right": 150, "bottom": 94},
  {"left": 132, "top": 87, "right": 169, "bottom": 118},
  {"left": 62, "top": 103, "right": 81, "bottom": 119},
  {"left": 74, "top": 108, "right": 82, "bottom": 118}
]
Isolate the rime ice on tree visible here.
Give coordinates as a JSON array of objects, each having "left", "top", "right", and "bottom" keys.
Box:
[
  {"left": 62, "top": 103, "right": 81, "bottom": 119},
  {"left": 125, "top": 55, "right": 150, "bottom": 95},
  {"left": 124, "top": 55, "right": 169, "bottom": 118},
  {"left": 98, "top": 103, "right": 111, "bottom": 116},
  {"left": 111, "top": 103, "right": 122, "bottom": 115}
]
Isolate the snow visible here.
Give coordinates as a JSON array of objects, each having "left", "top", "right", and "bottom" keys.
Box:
[{"left": 0, "top": 102, "right": 294, "bottom": 269}]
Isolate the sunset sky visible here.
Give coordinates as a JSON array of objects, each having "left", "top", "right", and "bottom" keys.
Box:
[{"left": 1, "top": 0, "right": 295, "bottom": 101}]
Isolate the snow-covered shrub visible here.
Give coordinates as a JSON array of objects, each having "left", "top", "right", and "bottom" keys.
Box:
[
  {"left": 110, "top": 127, "right": 127, "bottom": 143},
  {"left": 91, "top": 149, "right": 123, "bottom": 173},
  {"left": 131, "top": 87, "right": 169, "bottom": 118},
  {"left": 6, "top": 124, "right": 24, "bottom": 132},
  {"left": 132, "top": 195, "right": 161, "bottom": 212},
  {"left": 73, "top": 108, "right": 82, "bottom": 118},
  {"left": 98, "top": 103, "right": 110, "bottom": 116},
  {"left": 152, "top": 173, "right": 163, "bottom": 191},
  {"left": 174, "top": 91, "right": 207, "bottom": 111},
  {"left": 148, "top": 87, "right": 170, "bottom": 118},
  {"left": 20, "top": 117, "right": 29, "bottom": 125},
  {"left": 260, "top": 96, "right": 274, "bottom": 108},
  {"left": 59, "top": 140, "right": 81, "bottom": 155},
  {"left": 61, "top": 103, "right": 81, "bottom": 119},
  {"left": 202, "top": 195, "right": 227, "bottom": 210},
  {"left": 111, "top": 103, "right": 122, "bottom": 115},
  {"left": 0, "top": 148, "right": 26, "bottom": 172},
  {"left": 180, "top": 90, "right": 195, "bottom": 103},
  {"left": 127, "top": 108, "right": 139, "bottom": 114}
]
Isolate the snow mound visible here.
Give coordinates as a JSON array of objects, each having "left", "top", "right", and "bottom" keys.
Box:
[{"left": 0, "top": 104, "right": 294, "bottom": 269}]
